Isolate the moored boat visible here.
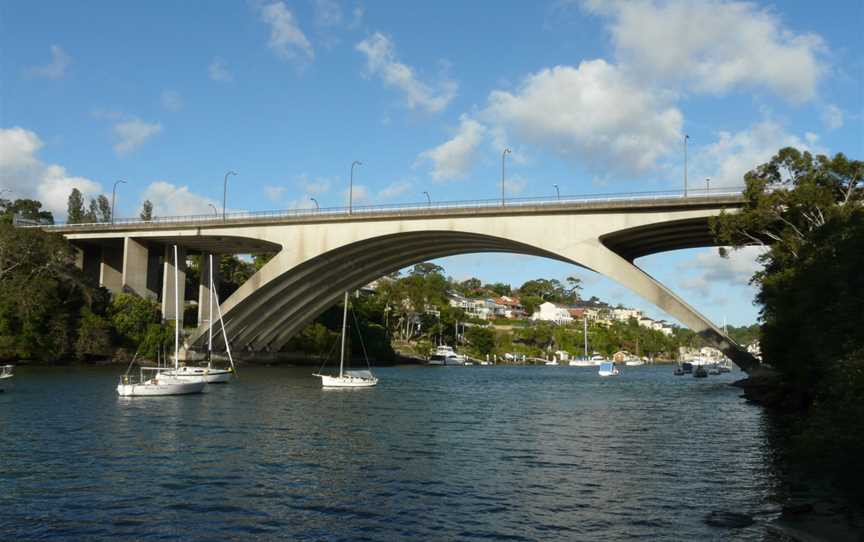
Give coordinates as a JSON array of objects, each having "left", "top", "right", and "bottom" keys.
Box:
[
  {"left": 0, "top": 364, "right": 14, "bottom": 391},
  {"left": 313, "top": 291, "right": 379, "bottom": 388},
  {"left": 598, "top": 361, "right": 619, "bottom": 377}
]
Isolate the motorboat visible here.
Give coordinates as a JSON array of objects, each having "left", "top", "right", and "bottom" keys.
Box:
[
  {"left": 681, "top": 362, "right": 694, "bottom": 374},
  {"left": 569, "top": 358, "right": 594, "bottom": 367},
  {"left": 694, "top": 365, "right": 709, "bottom": 378},
  {"left": 673, "top": 364, "right": 685, "bottom": 376},
  {"left": 598, "top": 361, "right": 619, "bottom": 377},
  {"left": 428, "top": 345, "right": 467, "bottom": 366},
  {"left": 0, "top": 364, "right": 13, "bottom": 391},
  {"left": 708, "top": 364, "right": 722, "bottom": 376},
  {"left": 625, "top": 359, "right": 645, "bottom": 366},
  {"left": 117, "top": 245, "right": 205, "bottom": 397},
  {"left": 314, "top": 291, "right": 378, "bottom": 388},
  {"left": 545, "top": 360, "right": 559, "bottom": 366},
  {"left": 590, "top": 354, "right": 607, "bottom": 365}
]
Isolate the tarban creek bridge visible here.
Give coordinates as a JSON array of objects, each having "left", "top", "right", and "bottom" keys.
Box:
[{"left": 39, "top": 189, "right": 759, "bottom": 372}]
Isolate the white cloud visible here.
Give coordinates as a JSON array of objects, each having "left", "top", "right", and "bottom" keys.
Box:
[
  {"left": 678, "top": 246, "right": 766, "bottom": 297},
  {"left": 264, "top": 185, "right": 286, "bottom": 202},
  {"left": 209, "top": 57, "right": 233, "bottom": 82},
  {"left": 113, "top": 118, "right": 162, "bottom": 156},
  {"left": 161, "top": 90, "right": 183, "bottom": 112},
  {"left": 296, "top": 175, "right": 332, "bottom": 195},
  {"left": 0, "top": 127, "right": 103, "bottom": 218},
  {"left": 26, "top": 45, "right": 71, "bottom": 79},
  {"left": 378, "top": 180, "right": 411, "bottom": 200},
  {"left": 141, "top": 181, "right": 220, "bottom": 216},
  {"left": 356, "top": 32, "right": 457, "bottom": 114},
  {"left": 259, "top": 1, "right": 314, "bottom": 63},
  {"left": 314, "top": 0, "right": 342, "bottom": 27},
  {"left": 483, "top": 60, "right": 682, "bottom": 175},
  {"left": 584, "top": 0, "right": 825, "bottom": 103},
  {"left": 694, "top": 120, "right": 820, "bottom": 189},
  {"left": 287, "top": 197, "right": 318, "bottom": 210},
  {"left": 342, "top": 184, "right": 370, "bottom": 206},
  {"left": 821, "top": 104, "right": 844, "bottom": 131},
  {"left": 348, "top": 6, "right": 364, "bottom": 29},
  {"left": 503, "top": 177, "right": 527, "bottom": 196},
  {"left": 418, "top": 115, "right": 486, "bottom": 181}
]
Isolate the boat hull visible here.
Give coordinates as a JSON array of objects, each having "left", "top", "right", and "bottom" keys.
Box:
[
  {"left": 316, "top": 374, "right": 378, "bottom": 388},
  {"left": 117, "top": 379, "right": 205, "bottom": 396},
  {"left": 160, "top": 367, "right": 232, "bottom": 383}
]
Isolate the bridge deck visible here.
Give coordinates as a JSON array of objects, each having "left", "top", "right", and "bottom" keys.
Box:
[{"left": 37, "top": 191, "right": 744, "bottom": 234}]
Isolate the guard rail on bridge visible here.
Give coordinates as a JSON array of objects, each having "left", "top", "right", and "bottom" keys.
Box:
[{"left": 34, "top": 187, "right": 744, "bottom": 231}]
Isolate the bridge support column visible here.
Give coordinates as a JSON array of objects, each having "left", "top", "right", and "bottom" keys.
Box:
[
  {"left": 99, "top": 241, "right": 124, "bottom": 294},
  {"left": 122, "top": 238, "right": 154, "bottom": 298},
  {"left": 161, "top": 245, "right": 186, "bottom": 325},
  {"left": 197, "top": 252, "right": 220, "bottom": 335}
]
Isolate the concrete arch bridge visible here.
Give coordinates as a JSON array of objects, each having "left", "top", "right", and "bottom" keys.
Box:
[{"left": 48, "top": 192, "right": 758, "bottom": 371}]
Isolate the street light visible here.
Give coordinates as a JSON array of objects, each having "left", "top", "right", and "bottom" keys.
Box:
[
  {"left": 706, "top": 177, "right": 711, "bottom": 194},
  {"left": 349, "top": 160, "right": 362, "bottom": 214},
  {"left": 501, "top": 148, "right": 511, "bottom": 207},
  {"left": 111, "top": 179, "right": 126, "bottom": 224},
  {"left": 310, "top": 197, "right": 319, "bottom": 210},
  {"left": 683, "top": 134, "right": 689, "bottom": 197},
  {"left": 222, "top": 170, "right": 237, "bottom": 220},
  {"left": 422, "top": 191, "right": 431, "bottom": 206},
  {"left": 553, "top": 184, "right": 560, "bottom": 200},
  {"left": 208, "top": 203, "right": 218, "bottom": 216}
]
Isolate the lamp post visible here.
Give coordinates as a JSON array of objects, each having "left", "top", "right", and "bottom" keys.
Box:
[
  {"left": 222, "top": 170, "right": 237, "bottom": 220},
  {"left": 111, "top": 179, "right": 126, "bottom": 224},
  {"left": 349, "top": 160, "right": 362, "bottom": 214},
  {"left": 501, "top": 148, "right": 511, "bottom": 207},
  {"left": 683, "top": 134, "right": 689, "bottom": 197},
  {"left": 310, "top": 197, "right": 319, "bottom": 210},
  {"left": 422, "top": 191, "right": 431, "bottom": 206},
  {"left": 706, "top": 177, "right": 711, "bottom": 194},
  {"left": 553, "top": 184, "right": 560, "bottom": 200},
  {"left": 208, "top": 203, "right": 218, "bottom": 216}
]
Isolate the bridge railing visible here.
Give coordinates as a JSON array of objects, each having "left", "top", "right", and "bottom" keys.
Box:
[{"left": 35, "top": 186, "right": 744, "bottom": 230}]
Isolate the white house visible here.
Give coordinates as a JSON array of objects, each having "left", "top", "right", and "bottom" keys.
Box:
[{"left": 531, "top": 302, "right": 573, "bottom": 324}]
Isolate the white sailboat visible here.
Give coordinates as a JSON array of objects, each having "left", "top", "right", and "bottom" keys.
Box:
[
  {"left": 0, "top": 364, "right": 14, "bottom": 391},
  {"left": 313, "top": 291, "right": 378, "bottom": 388},
  {"left": 117, "top": 245, "right": 205, "bottom": 397},
  {"left": 161, "top": 254, "right": 236, "bottom": 383}
]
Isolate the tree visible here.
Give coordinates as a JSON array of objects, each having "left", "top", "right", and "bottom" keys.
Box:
[
  {"left": 410, "top": 262, "right": 444, "bottom": 277},
  {"left": 711, "top": 147, "right": 863, "bottom": 387},
  {"left": 0, "top": 198, "right": 53, "bottom": 225},
  {"left": 67, "top": 189, "right": 86, "bottom": 224},
  {"left": 465, "top": 326, "right": 495, "bottom": 356},
  {"left": 96, "top": 195, "right": 111, "bottom": 222},
  {"left": 140, "top": 200, "right": 153, "bottom": 221}
]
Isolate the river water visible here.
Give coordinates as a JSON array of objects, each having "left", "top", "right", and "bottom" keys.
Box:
[{"left": 1, "top": 365, "right": 785, "bottom": 540}]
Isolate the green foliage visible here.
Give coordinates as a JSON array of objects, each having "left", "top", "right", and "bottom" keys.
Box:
[
  {"left": 75, "top": 307, "right": 113, "bottom": 359},
  {"left": 0, "top": 198, "right": 54, "bottom": 225},
  {"left": 66, "top": 189, "right": 86, "bottom": 224},
  {"left": 140, "top": 200, "right": 153, "bottom": 221},
  {"left": 711, "top": 147, "right": 863, "bottom": 386},
  {"left": 0, "top": 224, "right": 108, "bottom": 362},
  {"left": 464, "top": 325, "right": 495, "bottom": 355},
  {"left": 712, "top": 147, "right": 864, "bottom": 498},
  {"left": 109, "top": 294, "right": 163, "bottom": 346}
]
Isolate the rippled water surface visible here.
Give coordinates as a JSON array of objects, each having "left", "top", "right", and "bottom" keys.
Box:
[{"left": 1, "top": 365, "right": 781, "bottom": 540}]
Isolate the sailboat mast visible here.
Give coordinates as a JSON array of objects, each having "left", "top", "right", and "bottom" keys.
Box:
[
  {"left": 208, "top": 253, "right": 213, "bottom": 359},
  {"left": 583, "top": 315, "right": 588, "bottom": 358},
  {"left": 174, "top": 244, "right": 180, "bottom": 370},
  {"left": 339, "top": 291, "right": 349, "bottom": 378}
]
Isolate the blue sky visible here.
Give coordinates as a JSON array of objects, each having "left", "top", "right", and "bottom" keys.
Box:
[{"left": 2, "top": 0, "right": 862, "bottom": 327}]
